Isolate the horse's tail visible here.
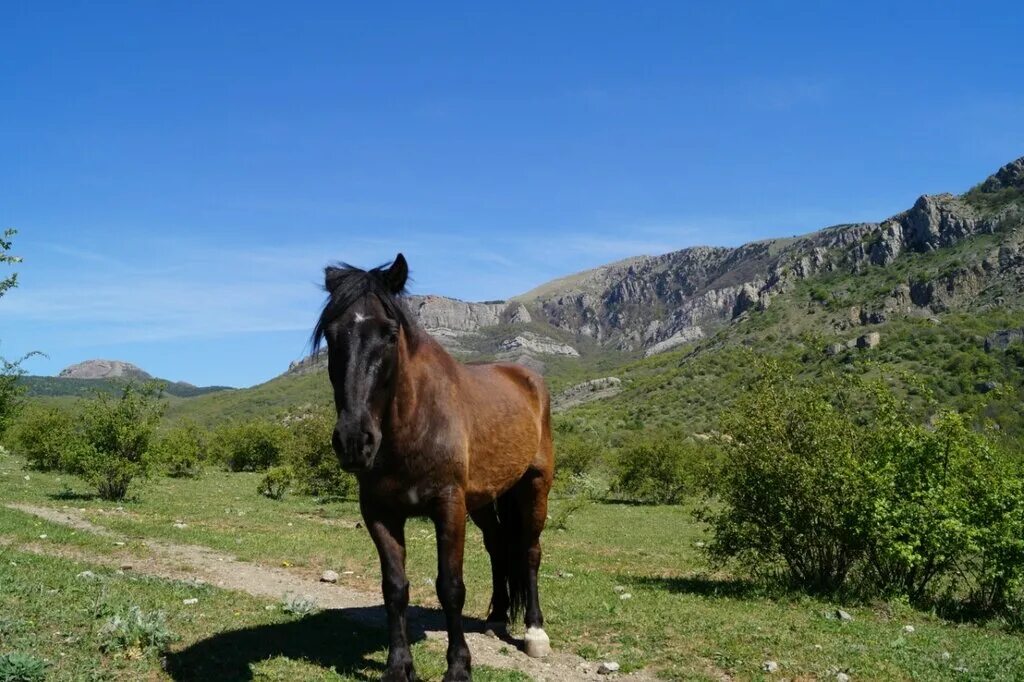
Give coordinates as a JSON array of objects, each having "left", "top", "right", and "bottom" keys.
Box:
[{"left": 496, "top": 488, "right": 528, "bottom": 623}]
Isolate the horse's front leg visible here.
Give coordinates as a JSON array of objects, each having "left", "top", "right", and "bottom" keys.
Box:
[
  {"left": 365, "top": 511, "right": 417, "bottom": 682},
  {"left": 433, "top": 492, "right": 471, "bottom": 681}
]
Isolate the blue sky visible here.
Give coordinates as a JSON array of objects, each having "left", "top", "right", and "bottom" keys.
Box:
[{"left": 2, "top": 2, "right": 1022, "bottom": 387}]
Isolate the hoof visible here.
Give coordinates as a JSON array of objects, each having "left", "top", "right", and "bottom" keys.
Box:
[
  {"left": 442, "top": 662, "right": 471, "bottom": 682},
  {"left": 382, "top": 662, "right": 417, "bottom": 682},
  {"left": 523, "top": 626, "right": 551, "bottom": 658},
  {"left": 483, "top": 621, "right": 507, "bottom": 638}
]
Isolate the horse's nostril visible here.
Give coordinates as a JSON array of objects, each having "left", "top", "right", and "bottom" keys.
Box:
[{"left": 361, "top": 430, "right": 373, "bottom": 450}]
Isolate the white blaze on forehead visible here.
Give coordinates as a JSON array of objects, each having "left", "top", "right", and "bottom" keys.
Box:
[{"left": 353, "top": 312, "right": 368, "bottom": 323}]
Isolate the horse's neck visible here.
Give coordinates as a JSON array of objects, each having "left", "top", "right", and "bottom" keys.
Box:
[{"left": 385, "top": 328, "right": 453, "bottom": 445}]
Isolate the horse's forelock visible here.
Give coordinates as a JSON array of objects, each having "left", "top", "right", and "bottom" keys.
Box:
[{"left": 312, "top": 262, "right": 415, "bottom": 353}]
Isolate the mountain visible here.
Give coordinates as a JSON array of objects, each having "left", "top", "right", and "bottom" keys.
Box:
[
  {"left": 21, "top": 359, "right": 234, "bottom": 399},
  {"left": 283, "top": 156, "right": 1024, "bottom": 373},
  {"left": 159, "top": 155, "right": 1024, "bottom": 436}
]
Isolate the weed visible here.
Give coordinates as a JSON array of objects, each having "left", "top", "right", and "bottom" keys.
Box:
[
  {"left": 281, "top": 593, "right": 318, "bottom": 616},
  {"left": 0, "top": 652, "right": 48, "bottom": 682},
  {"left": 98, "top": 606, "right": 174, "bottom": 656}
]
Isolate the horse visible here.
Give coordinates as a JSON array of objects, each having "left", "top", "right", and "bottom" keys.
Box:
[{"left": 312, "top": 253, "right": 555, "bottom": 682}]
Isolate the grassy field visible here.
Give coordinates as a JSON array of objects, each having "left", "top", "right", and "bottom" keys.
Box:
[{"left": 2, "top": 449, "right": 1023, "bottom": 680}]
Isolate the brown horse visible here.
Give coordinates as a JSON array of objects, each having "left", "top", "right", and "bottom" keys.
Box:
[{"left": 312, "top": 254, "right": 555, "bottom": 682}]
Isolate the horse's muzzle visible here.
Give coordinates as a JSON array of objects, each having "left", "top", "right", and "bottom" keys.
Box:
[{"left": 332, "top": 422, "right": 379, "bottom": 472}]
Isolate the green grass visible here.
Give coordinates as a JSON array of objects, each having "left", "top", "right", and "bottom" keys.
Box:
[
  {"left": 0, "top": 547, "right": 526, "bottom": 681},
  {"left": 2, "top": 448, "right": 1022, "bottom": 680}
]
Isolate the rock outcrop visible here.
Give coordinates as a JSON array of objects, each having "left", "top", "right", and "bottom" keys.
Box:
[
  {"left": 59, "top": 360, "right": 152, "bottom": 380},
  {"left": 497, "top": 332, "right": 579, "bottom": 357},
  {"left": 553, "top": 377, "right": 623, "bottom": 411},
  {"left": 985, "top": 328, "right": 1024, "bottom": 352},
  {"left": 405, "top": 295, "right": 531, "bottom": 353},
  {"left": 980, "top": 157, "right": 1024, "bottom": 192}
]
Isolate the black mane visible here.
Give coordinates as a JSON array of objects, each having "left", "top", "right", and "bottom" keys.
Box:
[{"left": 311, "top": 261, "right": 416, "bottom": 352}]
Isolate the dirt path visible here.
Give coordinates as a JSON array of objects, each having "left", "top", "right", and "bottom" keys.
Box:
[{"left": 7, "top": 503, "right": 658, "bottom": 682}]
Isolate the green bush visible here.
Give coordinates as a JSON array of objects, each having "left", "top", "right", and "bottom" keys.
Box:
[
  {"left": 210, "top": 419, "right": 287, "bottom": 472},
  {"left": 6, "top": 404, "right": 79, "bottom": 471},
  {"left": 149, "top": 420, "right": 207, "bottom": 478},
  {"left": 0, "top": 651, "right": 48, "bottom": 682},
  {"left": 70, "top": 383, "right": 166, "bottom": 500},
  {"left": 956, "top": 463, "right": 1024, "bottom": 621},
  {"left": 859, "top": 397, "right": 998, "bottom": 600},
  {"left": 554, "top": 432, "right": 600, "bottom": 478},
  {"left": 285, "top": 412, "right": 354, "bottom": 499},
  {"left": 702, "top": 362, "right": 870, "bottom": 592},
  {"left": 258, "top": 465, "right": 293, "bottom": 500},
  {"left": 704, "top": 359, "right": 1024, "bottom": 617},
  {"left": 612, "top": 436, "right": 701, "bottom": 505}
]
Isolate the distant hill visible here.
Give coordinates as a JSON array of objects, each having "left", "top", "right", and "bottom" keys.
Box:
[
  {"left": 58, "top": 359, "right": 152, "bottom": 380},
  {"left": 20, "top": 359, "right": 233, "bottom": 399}
]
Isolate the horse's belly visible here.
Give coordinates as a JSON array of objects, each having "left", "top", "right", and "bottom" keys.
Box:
[{"left": 464, "top": 445, "right": 534, "bottom": 510}]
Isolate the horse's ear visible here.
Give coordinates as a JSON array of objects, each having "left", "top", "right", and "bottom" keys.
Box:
[
  {"left": 324, "top": 266, "right": 344, "bottom": 293},
  {"left": 383, "top": 253, "right": 409, "bottom": 294}
]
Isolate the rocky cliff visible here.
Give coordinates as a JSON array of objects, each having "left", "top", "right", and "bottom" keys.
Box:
[
  {"left": 517, "top": 156, "right": 1024, "bottom": 354},
  {"left": 287, "top": 155, "right": 1024, "bottom": 374}
]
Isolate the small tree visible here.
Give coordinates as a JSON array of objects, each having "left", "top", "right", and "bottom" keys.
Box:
[
  {"left": 7, "top": 404, "right": 80, "bottom": 471},
  {"left": 210, "top": 419, "right": 288, "bottom": 472},
  {"left": 150, "top": 420, "right": 207, "bottom": 478},
  {"left": 612, "top": 436, "right": 699, "bottom": 504},
  {"left": 71, "top": 382, "right": 166, "bottom": 500},
  {"left": 285, "top": 411, "right": 354, "bottom": 498},
  {"left": 0, "top": 229, "right": 38, "bottom": 441},
  {"left": 0, "top": 354, "right": 31, "bottom": 441}
]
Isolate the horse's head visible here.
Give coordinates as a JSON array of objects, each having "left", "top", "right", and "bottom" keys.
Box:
[{"left": 313, "top": 254, "right": 410, "bottom": 473}]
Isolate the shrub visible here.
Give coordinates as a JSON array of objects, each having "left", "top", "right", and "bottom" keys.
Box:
[
  {"left": 612, "top": 436, "right": 700, "bottom": 505},
  {"left": 957, "top": 464, "right": 1024, "bottom": 620},
  {"left": 0, "top": 652, "right": 48, "bottom": 682},
  {"left": 859, "top": 397, "right": 998, "bottom": 600},
  {"left": 554, "top": 433, "right": 600, "bottom": 478},
  {"left": 211, "top": 419, "right": 287, "bottom": 472},
  {"left": 6, "top": 404, "right": 79, "bottom": 471},
  {"left": 98, "top": 606, "right": 174, "bottom": 656},
  {"left": 702, "top": 362, "right": 868, "bottom": 592},
  {"left": 258, "top": 465, "right": 293, "bottom": 500},
  {"left": 0, "top": 355, "right": 31, "bottom": 442},
  {"left": 704, "top": 359, "right": 1024, "bottom": 615},
  {"left": 71, "top": 383, "right": 166, "bottom": 500},
  {"left": 150, "top": 420, "right": 207, "bottom": 478},
  {"left": 549, "top": 495, "right": 590, "bottom": 531},
  {"left": 285, "top": 412, "right": 354, "bottom": 498}
]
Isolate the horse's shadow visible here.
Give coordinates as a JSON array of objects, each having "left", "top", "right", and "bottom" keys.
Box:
[{"left": 164, "top": 605, "right": 497, "bottom": 681}]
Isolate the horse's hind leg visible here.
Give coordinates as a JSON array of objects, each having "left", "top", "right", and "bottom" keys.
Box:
[
  {"left": 503, "top": 468, "right": 553, "bottom": 658},
  {"left": 470, "top": 505, "right": 510, "bottom": 636}
]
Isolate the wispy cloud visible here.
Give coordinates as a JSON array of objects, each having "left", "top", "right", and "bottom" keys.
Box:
[{"left": 740, "top": 76, "right": 834, "bottom": 111}]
